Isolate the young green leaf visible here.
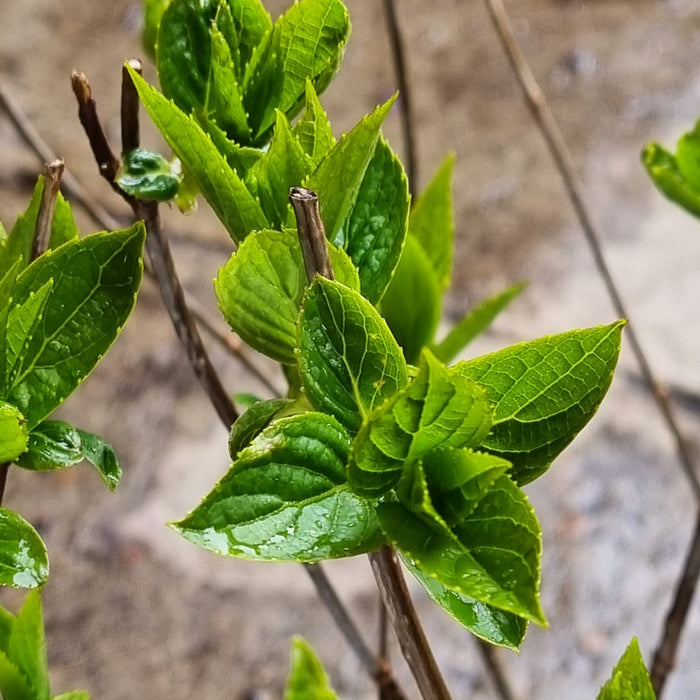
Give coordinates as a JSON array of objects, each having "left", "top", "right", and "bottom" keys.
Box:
[
  {"left": 348, "top": 350, "right": 492, "bottom": 495},
  {"left": 129, "top": 68, "right": 269, "bottom": 241},
  {"left": 0, "top": 260, "right": 21, "bottom": 391},
  {"left": 307, "top": 96, "right": 396, "bottom": 248},
  {"left": 142, "top": 0, "right": 171, "bottom": 59},
  {"left": 284, "top": 636, "right": 338, "bottom": 700},
  {"left": 0, "top": 509, "right": 48, "bottom": 589},
  {"left": 14, "top": 420, "right": 82, "bottom": 471},
  {"left": 456, "top": 321, "right": 625, "bottom": 484},
  {"left": 75, "top": 429, "right": 122, "bottom": 491},
  {"left": 0, "top": 403, "right": 28, "bottom": 464},
  {"left": 0, "top": 603, "right": 15, "bottom": 651},
  {"left": 298, "top": 277, "right": 409, "bottom": 432},
  {"left": 196, "top": 113, "right": 263, "bottom": 174},
  {"left": 173, "top": 413, "right": 384, "bottom": 562},
  {"left": 293, "top": 80, "right": 336, "bottom": 168},
  {"left": 403, "top": 557, "right": 528, "bottom": 650},
  {"left": 244, "top": 0, "right": 350, "bottom": 141},
  {"left": 432, "top": 282, "right": 526, "bottom": 364},
  {"left": 228, "top": 397, "right": 294, "bottom": 458},
  {"left": 675, "top": 121, "right": 700, "bottom": 191},
  {"left": 0, "top": 652, "right": 34, "bottom": 700},
  {"left": 51, "top": 692, "right": 90, "bottom": 700},
  {"left": 222, "top": 0, "right": 272, "bottom": 77},
  {"left": 597, "top": 638, "right": 655, "bottom": 700},
  {"left": 408, "top": 154, "right": 455, "bottom": 290},
  {"left": 4, "top": 225, "right": 145, "bottom": 430},
  {"left": 643, "top": 142, "right": 700, "bottom": 220},
  {"left": 343, "top": 138, "right": 409, "bottom": 303},
  {"left": 381, "top": 235, "right": 441, "bottom": 364},
  {"left": 378, "top": 474, "right": 545, "bottom": 625},
  {"left": 215, "top": 229, "right": 359, "bottom": 364},
  {"left": 115, "top": 148, "right": 181, "bottom": 201}
]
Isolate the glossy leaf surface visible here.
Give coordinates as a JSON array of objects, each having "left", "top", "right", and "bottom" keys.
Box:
[
  {"left": 456, "top": 322, "right": 624, "bottom": 484},
  {"left": 174, "top": 413, "right": 384, "bottom": 561},
  {"left": 293, "top": 81, "right": 335, "bottom": 167},
  {"left": 76, "top": 429, "right": 122, "bottom": 491},
  {"left": 284, "top": 636, "right": 338, "bottom": 700},
  {"left": 0, "top": 403, "right": 28, "bottom": 464},
  {"left": 0, "top": 510, "right": 48, "bottom": 589},
  {"left": 115, "top": 148, "right": 180, "bottom": 201},
  {"left": 228, "top": 398, "right": 293, "bottom": 458},
  {"left": 298, "top": 277, "right": 408, "bottom": 432},
  {"left": 14, "top": 420, "right": 82, "bottom": 471},
  {"left": 597, "top": 638, "right": 655, "bottom": 700},
  {"left": 643, "top": 142, "right": 700, "bottom": 219}
]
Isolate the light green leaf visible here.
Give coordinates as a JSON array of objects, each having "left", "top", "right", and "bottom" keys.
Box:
[
  {"left": 215, "top": 229, "right": 359, "bottom": 364},
  {"left": 5, "top": 225, "right": 145, "bottom": 430},
  {"left": 52, "top": 693, "right": 90, "bottom": 700},
  {"left": 432, "top": 282, "right": 526, "bottom": 364},
  {"left": 0, "top": 260, "right": 21, "bottom": 391},
  {"left": 307, "top": 96, "right": 396, "bottom": 247},
  {"left": 348, "top": 350, "right": 492, "bottom": 495},
  {"left": 115, "top": 148, "right": 180, "bottom": 201},
  {"left": 195, "top": 112, "right": 263, "bottom": 175},
  {"left": 409, "top": 154, "right": 455, "bottom": 289},
  {"left": 0, "top": 510, "right": 48, "bottom": 589},
  {"left": 643, "top": 142, "right": 700, "bottom": 220},
  {"left": 246, "top": 111, "right": 313, "bottom": 227},
  {"left": 293, "top": 80, "right": 335, "bottom": 168},
  {"left": 142, "top": 0, "right": 171, "bottom": 59},
  {"left": 0, "top": 603, "right": 15, "bottom": 651},
  {"left": 404, "top": 557, "right": 528, "bottom": 650},
  {"left": 456, "top": 321, "right": 624, "bottom": 484},
  {"left": 14, "top": 420, "right": 82, "bottom": 471},
  {"left": 381, "top": 235, "right": 441, "bottom": 364},
  {"left": 228, "top": 398, "right": 293, "bottom": 458},
  {"left": 173, "top": 413, "right": 384, "bottom": 562},
  {"left": 298, "top": 277, "right": 408, "bottom": 432},
  {"left": 221, "top": 0, "right": 272, "bottom": 79},
  {"left": 75, "top": 429, "right": 122, "bottom": 491},
  {"left": 244, "top": 0, "right": 350, "bottom": 141},
  {"left": 284, "top": 636, "right": 338, "bottom": 700},
  {"left": 597, "top": 638, "right": 655, "bottom": 700},
  {"left": 344, "top": 138, "right": 409, "bottom": 303},
  {"left": 8, "top": 590, "right": 49, "bottom": 700},
  {"left": 675, "top": 120, "right": 700, "bottom": 191},
  {"left": 129, "top": 68, "right": 269, "bottom": 242},
  {"left": 0, "top": 652, "right": 34, "bottom": 700},
  {"left": 0, "top": 403, "right": 28, "bottom": 464},
  {"left": 378, "top": 474, "right": 545, "bottom": 625}
]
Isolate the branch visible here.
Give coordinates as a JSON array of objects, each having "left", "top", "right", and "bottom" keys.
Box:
[
  {"left": 477, "top": 639, "right": 516, "bottom": 700},
  {"left": 289, "top": 187, "right": 334, "bottom": 281}
]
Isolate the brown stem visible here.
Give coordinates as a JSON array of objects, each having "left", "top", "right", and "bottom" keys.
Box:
[
  {"left": 477, "top": 639, "right": 516, "bottom": 700},
  {"left": 369, "top": 547, "right": 451, "bottom": 699},
  {"left": 121, "top": 59, "right": 142, "bottom": 153},
  {"left": 382, "top": 0, "right": 418, "bottom": 189},
  {"left": 31, "top": 159, "right": 64, "bottom": 261},
  {"left": 289, "top": 187, "right": 334, "bottom": 282},
  {"left": 0, "top": 463, "right": 9, "bottom": 505}
]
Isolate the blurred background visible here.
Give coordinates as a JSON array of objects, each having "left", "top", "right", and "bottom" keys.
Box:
[{"left": 1, "top": 0, "right": 700, "bottom": 697}]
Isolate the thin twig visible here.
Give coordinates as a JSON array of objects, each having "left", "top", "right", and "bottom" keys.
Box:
[
  {"left": 289, "top": 187, "right": 334, "bottom": 281},
  {"left": 31, "top": 159, "right": 64, "bottom": 260},
  {"left": 382, "top": 0, "right": 418, "bottom": 188},
  {"left": 477, "top": 639, "right": 516, "bottom": 700},
  {"left": 121, "top": 59, "right": 141, "bottom": 154},
  {"left": 369, "top": 547, "right": 452, "bottom": 700},
  {"left": 482, "top": 0, "right": 700, "bottom": 695}
]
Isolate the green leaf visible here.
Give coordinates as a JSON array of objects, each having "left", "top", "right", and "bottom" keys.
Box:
[
  {"left": 115, "top": 148, "right": 180, "bottom": 201},
  {"left": 597, "top": 638, "right": 655, "bottom": 700},
  {"left": 293, "top": 80, "right": 335, "bottom": 168},
  {"left": 432, "top": 282, "right": 526, "bottom": 364},
  {"left": 221, "top": 0, "right": 272, "bottom": 78},
  {"left": 195, "top": 112, "right": 263, "bottom": 175},
  {"left": 344, "top": 138, "right": 409, "bottom": 303},
  {"left": 284, "top": 636, "right": 338, "bottom": 700},
  {"left": 0, "top": 509, "right": 48, "bottom": 589},
  {"left": 7, "top": 590, "right": 49, "bottom": 700},
  {"left": 129, "top": 68, "right": 269, "bottom": 242},
  {"left": 348, "top": 350, "right": 492, "bottom": 495},
  {"left": 0, "top": 652, "right": 34, "bottom": 700},
  {"left": 643, "top": 142, "right": 700, "bottom": 220},
  {"left": 456, "top": 321, "right": 624, "bottom": 484},
  {"left": 14, "top": 420, "right": 82, "bottom": 471},
  {"left": 4, "top": 225, "right": 145, "bottom": 430},
  {"left": 75, "top": 429, "right": 122, "bottom": 491},
  {"left": 298, "top": 277, "right": 408, "bottom": 432},
  {"left": 378, "top": 474, "right": 545, "bottom": 625},
  {"left": 228, "top": 398, "right": 293, "bottom": 458},
  {"left": 52, "top": 693, "right": 90, "bottom": 700},
  {"left": 409, "top": 154, "right": 455, "bottom": 289},
  {"left": 173, "top": 413, "right": 384, "bottom": 562},
  {"left": 0, "top": 603, "right": 15, "bottom": 651},
  {"left": 403, "top": 557, "right": 528, "bottom": 650},
  {"left": 142, "top": 0, "right": 171, "bottom": 59},
  {"left": 0, "top": 403, "right": 28, "bottom": 464},
  {"left": 0, "top": 260, "right": 21, "bottom": 391},
  {"left": 215, "top": 229, "right": 359, "bottom": 364},
  {"left": 675, "top": 121, "right": 700, "bottom": 191},
  {"left": 244, "top": 0, "right": 350, "bottom": 141},
  {"left": 246, "top": 111, "right": 313, "bottom": 227},
  {"left": 381, "top": 235, "right": 441, "bottom": 364},
  {"left": 307, "top": 96, "right": 396, "bottom": 247},
  {"left": 0, "top": 178, "right": 79, "bottom": 278}
]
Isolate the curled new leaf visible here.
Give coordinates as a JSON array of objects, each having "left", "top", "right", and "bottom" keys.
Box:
[{"left": 284, "top": 636, "right": 338, "bottom": 700}]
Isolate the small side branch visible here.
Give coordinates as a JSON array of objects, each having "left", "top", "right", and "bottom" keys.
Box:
[{"left": 289, "top": 187, "right": 334, "bottom": 282}]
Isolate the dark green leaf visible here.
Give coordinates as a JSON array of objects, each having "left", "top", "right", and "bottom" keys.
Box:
[
  {"left": 378, "top": 474, "right": 545, "bottom": 625},
  {"left": 432, "top": 282, "right": 526, "bottom": 364},
  {"left": 298, "top": 277, "right": 408, "bottom": 432},
  {"left": 284, "top": 636, "right": 338, "bottom": 700},
  {"left": 0, "top": 603, "right": 14, "bottom": 652},
  {"left": 130, "top": 68, "right": 269, "bottom": 241},
  {"left": 643, "top": 142, "right": 700, "bottom": 219},
  {"left": 14, "top": 420, "right": 81, "bottom": 471},
  {"left": 4, "top": 225, "right": 145, "bottom": 430},
  {"left": 457, "top": 321, "right": 624, "bottom": 484},
  {"left": 404, "top": 557, "right": 528, "bottom": 650},
  {"left": 173, "top": 413, "right": 384, "bottom": 562},
  {"left": 76, "top": 429, "right": 122, "bottom": 491},
  {"left": 215, "top": 229, "right": 359, "bottom": 364},
  {"left": 0, "top": 509, "right": 48, "bottom": 588},
  {"left": 293, "top": 81, "right": 335, "bottom": 168},
  {"left": 228, "top": 398, "right": 293, "bottom": 458},
  {"left": 597, "top": 638, "right": 655, "bottom": 700},
  {"left": 0, "top": 403, "right": 28, "bottom": 464},
  {"left": 409, "top": 154, "right": 454, "bottom": 289},
  {"left": 115, "top": 148, "right": 180, "bottom": 201},
  {"left": 381, "top": 235, "right": 441, "bottom": 364},
  {"left": 307, "top": 96, "right": 396, "bottom": 247}
]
